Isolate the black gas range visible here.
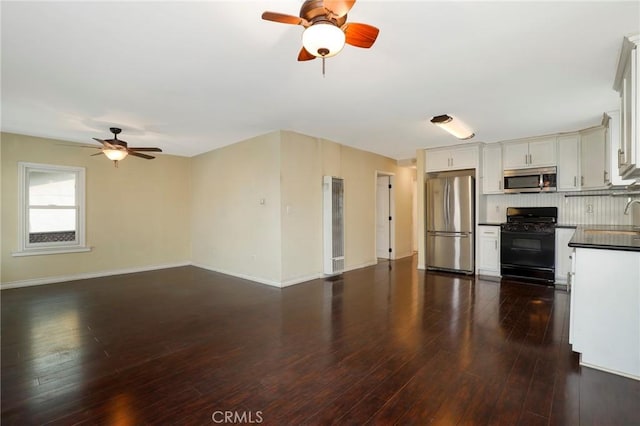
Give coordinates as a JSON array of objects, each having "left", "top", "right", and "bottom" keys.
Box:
[{"left": 500, "top": 207, "right": 557, "bottom": 284}]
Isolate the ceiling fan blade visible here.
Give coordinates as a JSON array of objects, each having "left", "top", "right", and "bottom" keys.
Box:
[
  {"left": 343, "top": 22, "right": 379, "bottom": 48},
  {"left": 262, "top": 11, "right": 309, "bottom": 26},
  {"left": 93, "top": 138, "right": 116, "bottom": 149},
  {"left": 128, "top": 147, "right": 163, "bottom": 152},
  {"left": 129, "top": 151, "right": 155, "bottom": 160},
  {"left": 323, "top": 0, "right": 356, "bottom": 18},
  {"left": 90, "top": 152, "right": 104, "bottom": 156},
  {"left": 298, "top": 46, "right": 316, "bottom": 61}
]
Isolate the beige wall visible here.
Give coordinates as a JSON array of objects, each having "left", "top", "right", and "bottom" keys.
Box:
[
  {"left": 2, "top": 130, "right": 415, "bottom": 288},
  {"left": 279, "top": 131, "right": 412, "bottom": 283},
  {"left": 1, "top": 132, "right": 191, "bottom": 284},
  {"left": 393, "top": 165, "right": 415, "bottom": 259},
  {"left": 280, "top": 131, "right": 323, "bottom": 283},
  {"left": 190, "top": 131, "right": 283, "bottom": 285}
]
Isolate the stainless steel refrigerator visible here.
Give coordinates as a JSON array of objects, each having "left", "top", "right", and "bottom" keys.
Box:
[{"left": 425, "top": 170, "right": 475, "bottom": 274}]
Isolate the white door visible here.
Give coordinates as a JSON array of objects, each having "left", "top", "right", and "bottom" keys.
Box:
[{"left": 376, "top": 176, "right": 390, "bottom": 259}]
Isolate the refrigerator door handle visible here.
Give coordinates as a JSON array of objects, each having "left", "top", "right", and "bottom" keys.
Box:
[{"left": 444, "top": 179, "right": 449, "bottom": 229}]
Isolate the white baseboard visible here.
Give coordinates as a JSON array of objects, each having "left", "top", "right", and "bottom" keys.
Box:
[
  {"left": 0, "top": 261, "right": 192, "bottom": 290},
  {"left": 579, "top": 358, "right": 640, "bottom": 381},
  {"left": 344, "top": 260, "right": 378, "bottom": 272},
  {"left": 281, "top": 273, "right": 325, "bottom": 288},
  {"left": 191, "top": 263, "right": 282, "bottom": 288},
  {"left": 1, "top": 258, "right": 398, "bottom": 291},
  {"left": 393, "top": 251, "right": 414, "bottom": 260}
]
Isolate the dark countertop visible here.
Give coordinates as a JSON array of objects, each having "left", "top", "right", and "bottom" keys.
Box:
[
  {"left": 568, "top": 225, "right": 640, "bottom": 252},
  {"left": 478, "top": 223, "right": 577, "bottom": 228}
]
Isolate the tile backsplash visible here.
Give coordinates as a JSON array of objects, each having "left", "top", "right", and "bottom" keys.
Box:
[{"left": 484, "top": 191, "right": 637, "bottom": 225}]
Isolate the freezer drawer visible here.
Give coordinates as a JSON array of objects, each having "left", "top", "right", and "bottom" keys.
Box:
[{"left": 426, "top": 232, "right": 474, "bottom": 274}]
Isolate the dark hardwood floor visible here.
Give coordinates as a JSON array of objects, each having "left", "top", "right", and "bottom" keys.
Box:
[{"left": 2, "top": 256, "right": 639, "bottom": 425}]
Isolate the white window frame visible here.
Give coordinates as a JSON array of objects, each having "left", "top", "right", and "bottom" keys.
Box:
[{"left": 14, "top": 162, "right": 91, "bottom": 257}]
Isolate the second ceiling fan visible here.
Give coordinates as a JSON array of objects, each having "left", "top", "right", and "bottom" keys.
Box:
[{"left": 262, "top": 0, "right": 379, "bottom": 73}]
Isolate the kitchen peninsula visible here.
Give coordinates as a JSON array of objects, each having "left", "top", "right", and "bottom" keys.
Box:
[{"left": 569, "top": 225, "right": 640, "bottom": 380}]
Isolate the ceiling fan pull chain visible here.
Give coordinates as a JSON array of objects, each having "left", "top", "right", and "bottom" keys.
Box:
[{"left": 322, "top": 56, "right": 326, "bottom": 77}]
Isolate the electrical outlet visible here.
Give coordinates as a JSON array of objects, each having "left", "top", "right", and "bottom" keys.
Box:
[{"left": 586, "top": 204, "right": 594, "bottom": 214}]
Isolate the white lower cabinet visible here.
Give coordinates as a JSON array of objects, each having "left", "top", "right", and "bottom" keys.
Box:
[
  {"left": 478, "top": 226, "right": 500, "bottom": 277},
  {"left": 571, "top": 248, "right": 640, "bottom": 379},
  {"left": 555, "top": 228, "right": 575, "bottom": 284}
]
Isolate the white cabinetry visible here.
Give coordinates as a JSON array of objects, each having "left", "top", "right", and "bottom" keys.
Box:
[
  {"left": 604, "top": 111, "right": 635, "bottom": 186},
  {"left": 554, "top": 228, "right": 575, "bottom": 284},
  {"left": 503, "top": 137, "right": 556, "bottom": 169},
  {"left": 478, "top": 226, "right": 500, "bottom": 277},
  {"left": 482, "top": 144, "right": 503, "bottom": 194},
  {"left": 614, "top": 34, "right": 640, "bottom": 179},
  {"left": 572, "top": 247, "right": 640, "bottom": 379},
  {"left": 580, "top": 126, "right": 608, "bottom": 190},
  {"left": 425, "top": 145, "right": 478, "bottom": 172},
  {"left": 557, "top": 134, "right": 580, "bottom": 191}
]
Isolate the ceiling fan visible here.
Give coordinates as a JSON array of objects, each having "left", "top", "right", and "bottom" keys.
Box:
[
  {"left": 262, "top": 0, "right": 379, "bottom": 75},
  {"left": 91, "top": 128, "right": 162, "bottom": 167}
]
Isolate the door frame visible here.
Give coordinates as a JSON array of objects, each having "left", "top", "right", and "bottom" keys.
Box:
[{"left": 375, "top": 171, "right": 395, "bottom": 260}]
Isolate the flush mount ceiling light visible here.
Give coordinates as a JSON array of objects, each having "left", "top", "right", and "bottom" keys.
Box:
[{"left": 430, "top": 114, "right": 475, "bottom": 140}]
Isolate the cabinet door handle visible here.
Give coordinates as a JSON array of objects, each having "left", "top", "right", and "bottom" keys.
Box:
[
  {"left": 525, "top": 154, "right": 528, "bottom": 164},
  {"left": 498, "top": 180, "right": 502, "bottom": 190},
  {"left": 529, "top": 154, "right": 533, "bottom": 164},
  {"left": 574, "top": 176, "right": 577, "bottom": 187},
  {"left": 494, "top": 240, "right": 497, "bottom": 250},
  {"left": 604, "top": 170, "right": 608, "bottom": 182},
  {"left": 581, "top": 176, "right": 584, "bottom": 186},
  {"left": 618, "top": 148, "right": 624, "bottom": 166}
]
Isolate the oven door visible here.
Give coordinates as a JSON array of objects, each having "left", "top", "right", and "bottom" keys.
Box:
[{"left": 501, "top": 229, "right": 555, "bottom": 282}]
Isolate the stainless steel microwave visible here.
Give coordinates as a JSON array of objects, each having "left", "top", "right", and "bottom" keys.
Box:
[{"left": 503, "top": 166, "right": 557, "bottom": 193}]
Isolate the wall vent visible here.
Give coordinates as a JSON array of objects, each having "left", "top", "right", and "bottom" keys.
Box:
[{"left": 323, "top": 176, "right": 345, "bottom": 275}]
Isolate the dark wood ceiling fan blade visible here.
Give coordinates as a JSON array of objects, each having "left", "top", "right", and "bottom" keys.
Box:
[
  {"left": 343, "top": 22, "right": 379, "bottom": 48},
  {"left": 324, "top": 0, "right": 356, "bottom": 18},
  {"left": 129, "top": 151, "right": 155, "bottom": 160},
  {"left": 297, "top": 46, "right": 316, "bottom": 61},
  {"left": 262, "top": 11, "right": 308, "bottom": 26},
  {"left": 90, "top": 151, "right": 104, "bottom": 156},
  {"left": 93, "top": 137, "right": 115, "bottom": 149},
  {"left": 128, "top": 147, "right": 162, "bottom": 152}
]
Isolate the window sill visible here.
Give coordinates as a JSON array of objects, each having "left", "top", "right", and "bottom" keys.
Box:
[{"left": 12, "top": 246, "right": 92, "bottom": 257}]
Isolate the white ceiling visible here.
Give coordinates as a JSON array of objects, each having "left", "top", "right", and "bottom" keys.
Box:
[{"left": 2, "top": 1, "right": 639, "bottom": 161}]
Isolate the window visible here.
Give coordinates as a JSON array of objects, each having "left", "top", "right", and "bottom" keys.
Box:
[{"left": 15, "top": 162, "right": 90, "bottom": 256}]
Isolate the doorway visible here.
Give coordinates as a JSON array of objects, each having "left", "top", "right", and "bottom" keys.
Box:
[{"left": 376, "top": 173, "right": 394, "bottom": 260}]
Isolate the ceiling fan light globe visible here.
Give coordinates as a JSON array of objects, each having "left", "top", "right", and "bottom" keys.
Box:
[
  {"left": 103, "top": 149, "right": 128, "bottom": 161},
  {"left": 302, "top": 23, "right": 345, "bottom": 58}
]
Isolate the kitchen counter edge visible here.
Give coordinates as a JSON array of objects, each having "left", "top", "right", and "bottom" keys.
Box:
[{"left": 568, "top": 225, "right": 640, "bottom": 252}]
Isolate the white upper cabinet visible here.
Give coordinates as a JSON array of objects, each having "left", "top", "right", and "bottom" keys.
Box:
[
  {"left": 580, "top": 126, "right": 608, "bottom": 190},
  {"left": 503, "top": 137, "right": 556, "bottom": 169},
  {"left": 614, "top": 34, "right": 640, "bottom": 179},
  {"left": 482, "top": 144, "right": 503, "bottom": 194},
  {"left": 425, "top": 145, "right": 478, "bottom": 172},
  {"left": 557, "top": 134, "right": 580, "bottom": 191},
  {"left": 603, "top": 110, "right": 635, "bottom": 186}
]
